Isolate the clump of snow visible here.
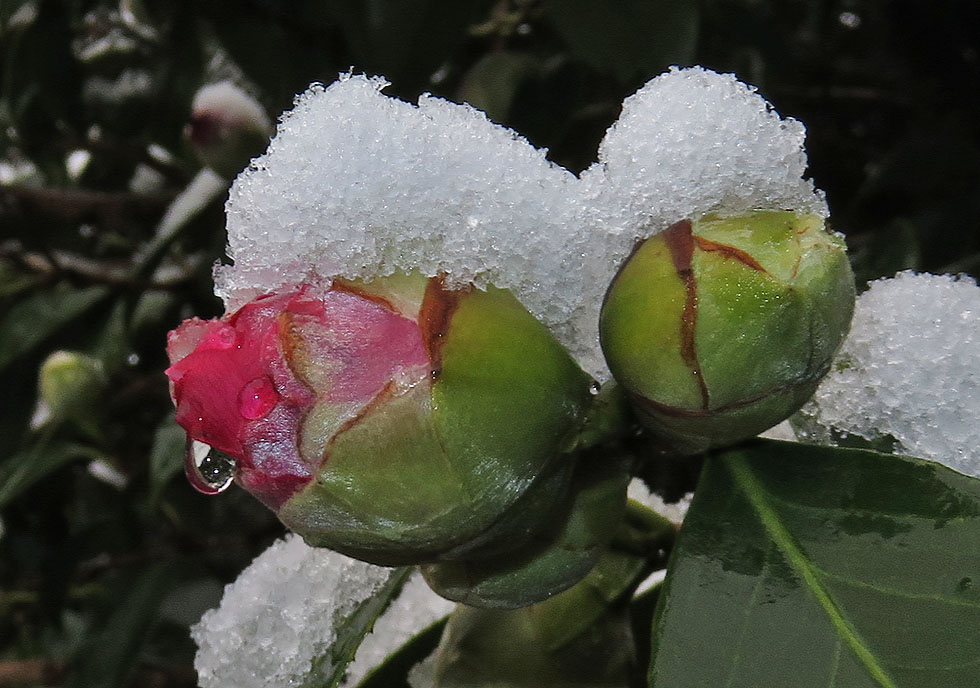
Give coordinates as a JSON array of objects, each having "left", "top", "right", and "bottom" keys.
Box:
[
  {"left": 627, "top": 479, "right": 692, "bottom": 525},
  {"left": 343, "top": 571, "right": 454, "bottom": 686},
  {"left": 192, "top": 534, "right": 393, "bottom": 688},
  {"left": 216, "top": 67, "right": 822, "bottom": 379},
  {"left": 798, "top": 272, "right": 980, "bottom": 477}
]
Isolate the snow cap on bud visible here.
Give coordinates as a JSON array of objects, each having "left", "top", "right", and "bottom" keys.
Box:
[
  {"left": 187, "top": 81, "right": 273, "bottom": 179},
  {"left": 600, "top": 210, "right": 855, "bottom": 454},
  {"left": 166, "top": 273, "right": 593, "bottom": 566}
]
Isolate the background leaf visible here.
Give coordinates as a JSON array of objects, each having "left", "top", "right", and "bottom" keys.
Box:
[
  {"left": 649, "top": 439, "right": 980, "bottom": 688},
  {"left": 0, "top": 434, "right": 107, "bottom": 509},
  {"left": 0, "top": 283, "right": 110, "bottom": 373},
  {"left": 542, "top": 0, "right": 699, "bottom": 82},
  {"left": 65, "top": 562, "right": 180, "bottom": 688}
]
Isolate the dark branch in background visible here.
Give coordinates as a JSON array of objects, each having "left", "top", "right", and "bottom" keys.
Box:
[
  {"left": 0, "top": 240, "right": 203, "bottom": 289},
  {"left": 0, "top": 659, "right": 197, "bottom": 687},
  {"left": 0, "top": 185, "right": 175, "bottom": 233}
]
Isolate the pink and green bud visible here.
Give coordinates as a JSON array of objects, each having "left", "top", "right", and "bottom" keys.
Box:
[
  {"left": 166, "top": 273, "right": 593, "bottom": 565},
  {"left": 600, "top": 210, "right": 855, "bottom": 454}
]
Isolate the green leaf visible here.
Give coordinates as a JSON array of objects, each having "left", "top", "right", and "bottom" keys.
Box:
[
  {"left": 308, "top": 566, "right": 413, "bottom": 688},
  {"left": 147, "top": 416, "right": 186, "bottom": 505},
  {"left": 456, "top": 51, "right": 536, "bottom": 124},
  {"left": 355, "top": 617, "right": 448, "bottom": 688},
  {"left": 649, "top": 439, "right": 980, "bottom": 688},
  {"left": 327, "top": 0, "right": 493, "bottom": 94},
  {"left": 0, "top": 431, "right": 107, "bottom": 509},
  {"left": 0, "top": 282, "right": 110, "bottom": 372},
  {"left": 542, "top": 0, "right": 699, "bottom": 82},
  {"left": 65, "top": 563, "right": 180, "bottom": 688}
]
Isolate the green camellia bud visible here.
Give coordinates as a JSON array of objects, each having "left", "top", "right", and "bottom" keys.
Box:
[
  {"left": 37, "top": 350, "right": 106, "bottom": 434},
  {"left": 423, "top": 519, "right": 655, "bottom": 688},
  {"left": 600, "top": 210, "right": 855, "bottom": 455},
  {"left": 421, "top": 454, "right": 630, "bottom": 609}
]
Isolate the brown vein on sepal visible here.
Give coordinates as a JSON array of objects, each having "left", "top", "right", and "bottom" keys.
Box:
[
  {"left": 663, "top": 220, "right": 710, "bottom": 410},
  {"left": 330, "top": 278, "right": 398, "bottom": 312},
  {"left": 693, "top": 236, "right": 770, "bottom": 275},
  {"left": 418, "top": 275, "right": 467, "bottom": 374}
]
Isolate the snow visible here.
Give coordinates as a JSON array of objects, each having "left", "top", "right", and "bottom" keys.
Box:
[
  {"left": 215, "top": 67, "right": 823, "bottom": 380},
  {"left": 798, "top": 271, "right": 980, "bottom": 477}
]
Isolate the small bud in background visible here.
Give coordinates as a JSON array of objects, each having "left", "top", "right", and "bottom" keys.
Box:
[
  {"left": 166, "top": 273, "right": 594, "bottom": 567},
  {"left": 35, "top": 351, "right": 106, "bottom": 436},
  {"left": 600, "top": 210, "right": 854, "bottom": 455},
  {"left": 187, "top": 81, "right": 272, "bottom": 180}
]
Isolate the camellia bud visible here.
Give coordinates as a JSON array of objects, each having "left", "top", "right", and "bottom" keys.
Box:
[
  {"left": 187, "top": 81, "right": 273, "bottom": 180},
  {"left": 35, "top": 350, "right": 106, "bottom": 434},
  {"left": 165, "top": 273, "right": 593, "bottom": 566},
  {"left": 600, "top": 210, "right": 855, "bottom": 454},
  {"left": 423, "top": 521, "right": 653, "bottom": 688},
  {"left": 421, "top": 453, "right": 630, "bottom": 609}
]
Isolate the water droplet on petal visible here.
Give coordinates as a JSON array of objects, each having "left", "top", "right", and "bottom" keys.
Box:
[
  {"left": 238, "top": 376, "right": 278, "bottom": 419},
  {"left": 201, "top": 323, "right": 237, "bottom": 350},
  {"left": 186, "top": 440, "right": 237, "bottom": 494}
]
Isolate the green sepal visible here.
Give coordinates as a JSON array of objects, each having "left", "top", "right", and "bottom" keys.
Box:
[{"left": 420, "top": 453, "right": 631, "bottom": 609}]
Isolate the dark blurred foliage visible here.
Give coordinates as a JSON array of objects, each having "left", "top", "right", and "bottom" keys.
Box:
[{"left": 0, "top": 1, "right": 977, "bottom": 685}]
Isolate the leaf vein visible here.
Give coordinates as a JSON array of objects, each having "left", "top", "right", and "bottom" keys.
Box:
[{"left": 728, "top": 455, "right": 899, "bottom": 688}]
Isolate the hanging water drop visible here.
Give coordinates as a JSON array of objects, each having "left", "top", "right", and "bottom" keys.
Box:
[
  {"left": 589, "top": 381, "right": 601, "bottom": 395},
  {"left": 186, "top": 440, "right": 237, "bottom": 494}
]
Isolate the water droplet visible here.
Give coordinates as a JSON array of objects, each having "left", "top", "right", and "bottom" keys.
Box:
[
  {"left": 589, "top": 381, "right": 601, "bottom": 395},
  {"left": 185, "top": 440, "right": 237, "bottom": 494},
  {"left": 126, "top": 352, "right": 140, "bottom": 366},
  {"left": 202, "top": 324, "right": 237, "bottom": 350},
  {"left": 238, "top": 376, "right": 278, "bottom": 419}
]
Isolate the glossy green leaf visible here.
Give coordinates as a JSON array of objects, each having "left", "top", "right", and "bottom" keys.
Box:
[
  {"left": 542, "top": 0, "right": 699, "bottom": 82},
  {"left": 0, "top": 282, "right": 110, "bottom": 372},
  {"left": 649, "top": 439, "right": 980, "bottom": 688}
]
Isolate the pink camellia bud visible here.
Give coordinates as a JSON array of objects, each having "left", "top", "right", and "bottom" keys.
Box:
[{"left": 166, "top": 273, "right": 593, "bottom": 567}]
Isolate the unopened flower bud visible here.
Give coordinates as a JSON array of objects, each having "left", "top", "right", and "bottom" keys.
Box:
[
  {"left": 187, "top": 81, "right": 272, "bottom": 179},
  {"left": 422, "top": 534, "right": 649, "bottom": 687},
  {"left": 36, "top": 350, "right": 106, "bottom": 432},
  {"left": 421, "top": 454, "right": 630, "bottom": 609},
  {"left": 166, "top": 273, "right": 593, "bottom": 565},
  {"left": 600, "top": 210, "right": 855, "bottom": 454}
]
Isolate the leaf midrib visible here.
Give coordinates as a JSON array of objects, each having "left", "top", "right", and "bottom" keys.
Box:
[{"left": 727, "top": 454, "right": 899, "bottom": 688}]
